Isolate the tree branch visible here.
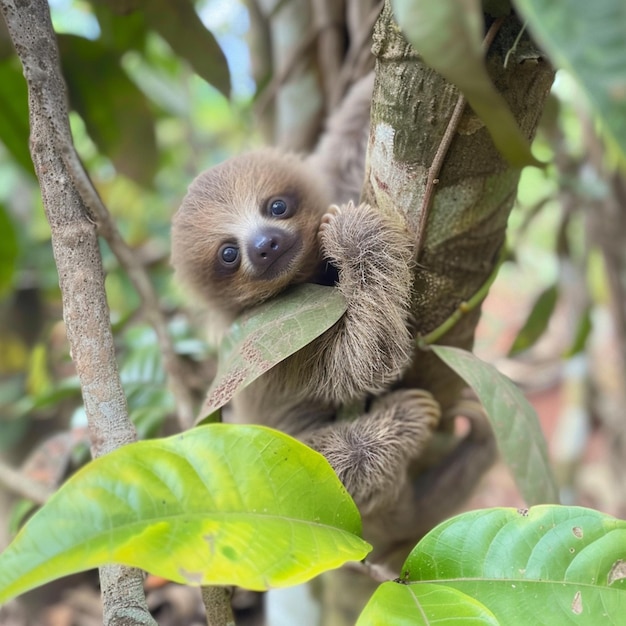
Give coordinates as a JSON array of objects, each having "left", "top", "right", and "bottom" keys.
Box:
[
  {"left": 0, "top": 0, "right": 156, "bottom": 623},
  {"left": 201, "top": 586, "right": 235, "bottom": 626},
  {"left": 365, "top": 3, "right": 554, "bottom": 413},
  {"left": 4, "top": 11, "right": 196, "bottom": 433},
  {"left": 0, "top": 458, "right": 52, "bottom": 505}
]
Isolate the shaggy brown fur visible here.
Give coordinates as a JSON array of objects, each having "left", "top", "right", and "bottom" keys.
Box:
[
  {"left": 172, "top": 148, "right": 441, "bottom": 522},
  {"left": 171, "top": 75, "right": 498, "bottom": 557}
]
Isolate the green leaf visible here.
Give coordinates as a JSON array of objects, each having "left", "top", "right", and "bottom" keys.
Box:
[
  {"left": 58, "top": 34, "right": 158, "bottom": 186},
  {"left": 14, "top": 376, "right": 81, "bottom": 416},
  {"left": 514, "top": 0, "right": 626, "bottom": 160},
  {"left": 200, "top": 284, "right": 347, "bottom": 418},
  {"left": 0, "top": 424, "right": 370, "bottom": 604},
  {"left": 564, "top": 306, "right": 593, "bottom": 358},
  {"left": 508, "top": 283, "right": 559, "bottom": 356},
  {"left": 0, "top": 204, "right": 18, "bottom": 296},
  {"left": 357, "top": 581, "right": 499, "bottom": 626},
  {"left": 0, "top": 60, "right": 34, "bottom": 176},
  {"left": 363, "top": 506, "right": 626, "bottom": 625},
  {"left": 392, "top": 0, "right": 541, "bottom": 167},
  {"left": 141, "top": 0, "right": 231, "bottom": 98},
  {"left": 431, "top": 345, "right": 559, "bottom": 504}
]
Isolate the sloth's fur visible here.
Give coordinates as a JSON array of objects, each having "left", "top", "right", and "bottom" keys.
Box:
[{"left": 171, "top": 73, "right": 442, "bottom": 541}]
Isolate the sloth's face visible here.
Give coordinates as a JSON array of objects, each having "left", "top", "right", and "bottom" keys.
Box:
[{"left": 171, "top": 149, "right": 330, "bottom": 314}]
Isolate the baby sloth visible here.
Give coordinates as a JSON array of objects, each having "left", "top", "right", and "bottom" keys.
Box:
[{"left": 171, "top": 148, "right": 440, "bottom": 521}]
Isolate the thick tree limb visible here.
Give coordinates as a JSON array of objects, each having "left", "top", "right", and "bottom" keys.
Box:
[
  {"left": 0, "top": 1, "right": 156, "bottom": 623},
  {"left": 366, "top": 3, "right": 555, "bottom": 413}
]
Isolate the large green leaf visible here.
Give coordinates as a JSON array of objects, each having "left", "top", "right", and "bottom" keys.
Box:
[
  {"left": 431, "top": 345, "right": 559, "bottom": 504},
  {"left": 200, "top": 284, "right": 347, "bottom": 419},
  {"left": 58, "top": 34, "right": 158, "bottom": 186},
  {"left": 0, "top": 60, "right": 34, "bottom": 176},
  {"left": 359, "top": 506, "right": 626, "bottom": 625},
  {"left": 357, "top": 581, "right": 499, "bottom": 626},
  {"left": 514, "top": 0, "right": 626, "bottom": 160},
  {"left": 141, "top": 0, "right": 231, "bottom": 98},
  {"left": 0, "top": 424, "right": 370, "bottom": 604},
  {"left": 392, "top": 0, "right": 540, "bottom": 167}
]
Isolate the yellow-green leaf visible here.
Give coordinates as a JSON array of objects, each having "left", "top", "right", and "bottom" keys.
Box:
[{"left": 0, "top": 424, "right": 370, "bottom": 604}]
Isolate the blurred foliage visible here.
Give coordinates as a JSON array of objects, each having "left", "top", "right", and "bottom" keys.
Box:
[
  {"left": 0, "top": 0, "right": 624, "bottom": 623},
  {"left": 0, "top": 0, "right": 255, "bottom": 462}
]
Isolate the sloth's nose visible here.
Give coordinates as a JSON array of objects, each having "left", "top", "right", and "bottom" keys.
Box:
[
  {"left": 247, "top": 226, "right": 297, "bottom": 277},
  {"left": 251, "top": 229, "right": 283, "bottom": 261}
]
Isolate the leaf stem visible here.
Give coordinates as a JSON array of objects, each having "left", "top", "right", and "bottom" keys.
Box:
[{"left": 419, "top": 246, "right": 508, "bottom": 347}]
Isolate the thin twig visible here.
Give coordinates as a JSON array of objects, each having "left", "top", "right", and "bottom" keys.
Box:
[
  {"left": 53, "top": 149, "right": 196, "bottom": 429},
  {"left": 0, "top": 459, "right": 52, "bottom": 505},
  {"left": 34, "top": 100, "right": 195, "bottom": 428},
  {"left": 29, "top": 75, "right": 197, "bottom": 430},
  {"left": 418, "top": 244, "right": 508, "bottom": 347},
  {"left": 343, "top": 560, "right": 398, "bottom": 583},
  {"left": 504, "top": 22, "right": 528, "bottom": 69},
  {"left": 415, "top": 16, "right": 506, "bottom": 260},
  {"left": 414, "top": 93, "right": 467, "bottom": 258}
]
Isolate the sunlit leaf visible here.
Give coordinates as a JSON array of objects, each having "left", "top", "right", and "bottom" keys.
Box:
[
  {"left": 14, "top": 377, "right": 81, "bottom": 416},
  {"left": 0, "top": 424, "right": 370, "bottom": 604},
  {"left": 58, "top": 34, "right": 158, "bottom": 186},
  {"left": 431, "top": 345, "right": 559, "bottom": 504},
  {"left": 25, "top": 344, "right": 52, "bottom": 396},
  {"left": 508, "top": 283, "right": 558, "bottom": 356},
  {"left": 200, "top": 284, "right": 346, "bottom": 419},
  {"left": 514, "top": 0, "right": 626, "bottom": 160},
  {"left": 392, "top": 0, "right": 541, "bottom": 167},
  {"left": 359, "top": 506, "right": 625, "bottom": 625},
  {"left": 141, "top": 0, "right": 231, "bottom": 98}
]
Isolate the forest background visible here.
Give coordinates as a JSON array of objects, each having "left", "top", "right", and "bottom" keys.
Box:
[{"left": 0, "top": 0, "right": 625, "bottom": 624}]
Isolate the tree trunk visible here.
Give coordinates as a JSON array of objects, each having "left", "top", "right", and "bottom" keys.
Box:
[{"left": 366, "top": 4, "right": 555, "bottom": 414}]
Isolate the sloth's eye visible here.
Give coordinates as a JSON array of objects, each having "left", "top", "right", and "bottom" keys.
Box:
[
  {"left": 270, "top": 198, "right": 288, "bottom": 216},
  {"left": 219, "top": 244, "right": 239, "bottom": 265}
]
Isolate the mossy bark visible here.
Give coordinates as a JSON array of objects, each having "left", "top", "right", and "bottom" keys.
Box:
[{"left": 364, "top": 3, "right": 555, "bottom": 416}]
